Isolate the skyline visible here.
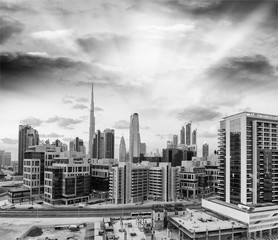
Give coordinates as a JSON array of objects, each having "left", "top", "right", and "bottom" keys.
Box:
[{"left": 0, "top": 0, "right": 278, "bottom": 160}]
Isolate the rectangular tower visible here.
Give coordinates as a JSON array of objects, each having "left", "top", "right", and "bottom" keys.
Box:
[{"left": 218, "top": 112, "right": 278, "bottom": 204}]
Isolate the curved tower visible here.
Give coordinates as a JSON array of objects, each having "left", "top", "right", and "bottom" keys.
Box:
[{"left": 88, "top": 83, "right": 95, "bottom": 158}]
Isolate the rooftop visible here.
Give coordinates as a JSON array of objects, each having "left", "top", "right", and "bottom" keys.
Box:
[
  {"left": 171, "top": 209, "right": 246, "bottom": 233},
  {"left": 223, "top": 111, "right": 278, "bottom": 121}
]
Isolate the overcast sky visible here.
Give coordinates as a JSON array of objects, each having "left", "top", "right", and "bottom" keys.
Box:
[{"left": 0, "top": 0, "right": 277, "bottom": 160}]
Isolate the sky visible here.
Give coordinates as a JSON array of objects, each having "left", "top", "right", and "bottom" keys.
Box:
[{"left": 0, "top": 0, "right": 278, "bottom": 161}]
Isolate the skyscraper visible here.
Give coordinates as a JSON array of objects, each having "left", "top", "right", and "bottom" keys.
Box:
[
  {"left": 129, "top": 113, "right": 141, "bottom": 161},
  {"left": 88, "top": 83, "right": 95, "bottom": 159},
  {"left": 218, "top": 112, "right": 278, "bottom": 204},
  {"left": 173, "top": 135, "right": 178, "bottom": 148},
  {"left": 180, "top": 126, "right": 185, "bottom": 144},
  {"left": 202, "top": 143, "right": 209, "bottom": 158},
  {"left": 186, "top": 123, "right": 191, "bottom": 145},
  {"left": 103, "top": 129, "right": 115, "bottom": 158},
  {"left": 18, "top": 125, "right": 39, "bottom": 175},
  {"left": 119, "top": 136, "right": 127, "bottom": 162},
  {"left": 192, "top": 129, "right": 197, "bottom": 145}
]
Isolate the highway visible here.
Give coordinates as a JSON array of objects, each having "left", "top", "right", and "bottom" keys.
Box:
[{"left": 0, "top": 202, "right": 201, "bottom": 218}]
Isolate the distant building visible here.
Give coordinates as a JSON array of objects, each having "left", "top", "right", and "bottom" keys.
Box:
[
  {"left": 192, "top": 129, "right": 197, "bottom": 145},
  {"left": 186, "top": 123, "right": 191, "bottom": 145},
  {"left": 18, "top": 125, "right": 39, "bottom": 175},
  {"left": 129, "top": 113, "right": 141, "bottom": 160},
  {"left": 103, "top": 129, "right": 114, "bottom": 159},
  {"left": 202, "top": 143, "right": 209, "bottom": 158},
  {"left": 93, "top": 129, "right": 114, "bottom": 159},
  {"left": 173, "top": 135, "right": 178, "bottom": 148},
  {"left": 0, "top": 150, "right": 11, "bottom": 167},
  {"left": 162, "top": 148, "right": 196, "bottom": 167},
  {"left": 218, "top": 112, "right": 278, "bottom": 204},
  {"left": 167, "top": 141, "right": 174, "bottom": 149},
  {"left": 180, "top": 126, "right": 185, "bottom": 144},
  {"left": 140, "top": 143, "right": 147, "bottom": 156},
  {"left": 119, "top": 136, "right": 126, "bottom": 162}
]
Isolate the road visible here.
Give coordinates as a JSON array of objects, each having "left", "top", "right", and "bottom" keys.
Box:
[{"left": 0, "top": 202, "right": 201, "bottom": 218}]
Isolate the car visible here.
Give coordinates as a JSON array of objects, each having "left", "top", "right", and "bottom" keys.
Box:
[{"left": 28, "top": 206, "right": 34, "bottom": 209}]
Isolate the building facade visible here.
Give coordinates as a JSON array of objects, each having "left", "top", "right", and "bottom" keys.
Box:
[
  {"left": 180, "top": 126, "right": 185, "bottom": 145},
  {"left": 18, "top": 125, "right": 39, "bottom": 175},
  {"left": 218, "top": 112, "right": 278, "bottom": 204},
  {"left": 44, "top": 151, "right": 90, "bottom": 205},
  {"left": 202, "top": 143, "right": 209, "bottom": 158}
]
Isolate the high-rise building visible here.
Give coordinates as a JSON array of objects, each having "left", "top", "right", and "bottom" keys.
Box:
[
  {"left": 18, "top": 125, "right": 39, "bottom": 175},
  {"left": 93, "top": 129, "right": 114, "bottom": 159},
  {"left": 173, "top": 135, "right": 178, "bottom": 148},
  {"left": 202, "top": 143, "right": 209, "bottom": 158},
  {"left": 180, "top": 126, "right": 185, "bottom": 144},
  {"left": 186, "top": 123, "right": 191, "bottom": 145},
  {"left": 218, "top": 112, "right": 278, "bottom": 205},
  {"left": 103, "top": 129, "right": 114, "bottom": 158},
  {"left": 129, "top": 113, "right": 141, "bottom": 160},
  {"left": 88, "top": 83, "right": 95, "bottom": 159},
  {"left": 140, "top": 143, "right": 147, "bottom": 156},
  {"left": 119, "top": 136, "right": 126, "bottom": 162},
  {"left": 192, "top": 129, "right": 197, "bottom": 145},
  {"left": 69, "top": 141, "right": 75, "bottom": 151}
]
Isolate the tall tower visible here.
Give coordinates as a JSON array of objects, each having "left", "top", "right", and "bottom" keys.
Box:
[
  {"left": 186, "top": 122, "right": 191, "bottom": 145},
  {"left": 218, "top": 112, "right": 278, "bottom": 205},
  {"left": 88, "top": 83, "right": 95, "bottom": 159},
  {"left": 173, "top": 135, "right": 178, "bottom": 148},
  {"left": 202, "top": 143, "right": 209, "bottom": 158},
  {"left": 18, "top": 125, "right": 39, "bottom": 175},
  {"left": 129, "top": 113, "right": 140, "bottom": 161},
  {"left": 119, "top": 136, "right": 127, "bottom": 162},
  {"left": 192, "top": 129, "right": 197, "bottom": 145},
  {"left": 103, "top": 129, "right": 115, "bottom": 159},
  {"left": 180, "top": 126, "right": 185, "bottom": 144}
]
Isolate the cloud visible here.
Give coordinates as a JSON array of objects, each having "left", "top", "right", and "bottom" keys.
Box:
[
  {"left": 46, "top": 116, "right": 83, "bottom": 129},
  {"left": 139, "top": 24, "right": 194, "bottom": 33},
  {"left": 177, "top": 106, "right": 221, "bottom": 122},
  {"left": 20, "top": 117, "right": 43, "bottom": 127},
  {"left": 113, "top": 120, "right": 129, "bottom": 129},
  {"left": 62, "top": 99, "right": 73, "bottom": 104},
  {"left": 40, "top": 132, "right": 64, "bottom": 138},
  {"left": 72, "top": 104, "right": 88, "bottom": 110},
  {"left": 0, "top": 17, "right": 24, "bottom": 44},
  {"left": 31, "top": 29, "right": 79, "bottom": 51},
  {"left": 156, "top": 134, "right": 165, "bottom": 140},
  {"left": 1, "top": 138, "right": 18, "bottom": 144},
  {"left": 0, "top": 52, "right": 87, "bottom": 92},
  {"left": 95, "top": 107, "right": 104, "bottom": 111},
  {"left": 199, "top": 129, "right": 218, "bottom": 138},
  {"left": 206, "top": 54, "right": 277, "bottom": 91},
  {"left": 77, "top": 33, "right": 129, "bottom": 60},
  {"left": 76, "top": 97, "right": 88, "bottom": 103},
  {"left": 0, "top": 2, "right": 36, "bottom": 13}
]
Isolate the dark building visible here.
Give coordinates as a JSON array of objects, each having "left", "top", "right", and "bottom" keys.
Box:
[
  {"left": 132, "top": 156, "right": 162, "bottom": 164},
  {"left": 18, "top": 125, "right": 39, "bottom": 175},
  {"left": 180, "top": 126, "right": 185, "bottom": 144},
  {"left": 93, "top": 129, "right": 114, "bottom": 159},
  {"left": 186, "top": 123, "right": 191, "bottom": 146},
  {"left": 162, "top": 148, "right": 196, "bottom": 167}
]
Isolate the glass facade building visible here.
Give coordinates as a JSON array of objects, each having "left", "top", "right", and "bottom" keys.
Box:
[{"left": 218, "top": 112, "right": 278, "bottom": 204}]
